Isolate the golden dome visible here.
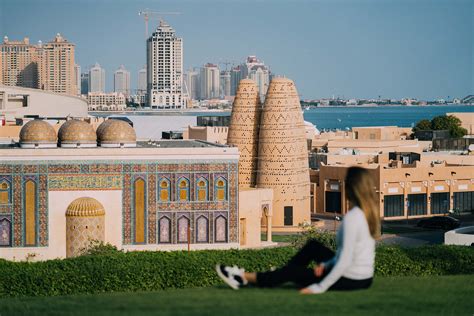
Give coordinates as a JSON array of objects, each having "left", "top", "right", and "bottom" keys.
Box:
[
  {"left": 66, "top": 197, "right": 105, "bottom": 217},
  {"left": 58, "top": 120, "right": 96, "bottom": 146},
  {"left": 96, "top": 119, "right": 136, "bottom": 147},
  {"left": 19, "top": 120, "right": 57, "bottom": 145}
]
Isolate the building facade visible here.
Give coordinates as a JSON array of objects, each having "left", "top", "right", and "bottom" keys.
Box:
[
  {"left": 89, "top": 63, "right": 105, "bottom": 93},
  {"left": 0, "top": 120, "right": 240, "bottom": 261},
  {"left": 87, "top": 92, "right": 126, "bottom": 111},
  {"left": 137, "top": 66, "right": 147, "bottom": 95},
  {"left": 200, "top": 63, "right": 220, "bottom": 100},
  {"left": 220, "top": 71, "right": 231, "bottom": 98},
  {"left": 0, "top": 36, "right": 40, "bottom": 89},
  {"left": 114, "top": 65, "right": 131, "bottom": 96},
  {"left": 146, "top": 20, "right": 184, "bottom": 109},
  {"left": 80, "top": 73, "right": 89, "bottom": 95}
]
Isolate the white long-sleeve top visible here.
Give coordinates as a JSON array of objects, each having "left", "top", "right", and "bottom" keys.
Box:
[{"left": 307, "top": 206, "right": 375, "bottom": 294}]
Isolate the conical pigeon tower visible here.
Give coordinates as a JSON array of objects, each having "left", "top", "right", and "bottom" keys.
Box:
[
  {"left": 227, "top": 79, "right": 262, "bottom": 188},
  {"left": 256, "top": 77, "right": 310, "bottom": 230}
]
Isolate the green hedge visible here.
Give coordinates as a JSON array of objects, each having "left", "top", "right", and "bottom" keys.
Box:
[{"left": 0, "top": 245, "right": 472, "bottom": 298}]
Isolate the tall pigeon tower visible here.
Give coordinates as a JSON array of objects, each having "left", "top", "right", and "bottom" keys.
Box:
[
  {"left": 256, "top": 77, "right": 310, "bottom": 230},
  {"left": 227, "top": 79, "right": 262, "bottom": 188}
]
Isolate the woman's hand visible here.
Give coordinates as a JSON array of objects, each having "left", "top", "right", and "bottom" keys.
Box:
[
  {"left": 299, "top": 287, "right": 315, "bottom": 295},
  {"left": 313, "top": 263, "right": 325, "bottom": 277}
]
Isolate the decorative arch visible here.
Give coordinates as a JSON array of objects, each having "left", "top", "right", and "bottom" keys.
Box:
[
  {"left": 158, "top": 216, "right": 171, "bottom": 243},
  {"left": 0, "top": 217, "right": 12, "bottom": 247},
  {"left": 0, "top": 178, "right": 11, "bottom": 204},
  {"left": 196, "top": 177, "right": 209, "bottom": 201},
  {"left": 177, "top": 215, "right": 190, "bottom": 243},
  {"left": 177, "top": 177, "right": 190, "bottom": 201},
  {"left": 134, "top": 177, "right": 146, "bottom": 244},
  {"left": 24, "top": 179, "right": 37, "bottom": 246},
  {"left": 195, "top": 215, "right": 209, "bottom": 243},
  {"left": 214, "top": 215, "right": 227, "bottom": 243},
  {"left": 158, "top": 177, "right": 171, "bottom": 202},
  {"left": 215, "top": 177, "right": 227, "bottom": 201}
]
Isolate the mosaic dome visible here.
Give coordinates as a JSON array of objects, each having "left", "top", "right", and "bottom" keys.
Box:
[
  {"left": 66, "top": 197, "right": 105, "bottom": 217},
  {"left": 58, "top": 120, "right": 97, "bottom": 147},
  {"left": 19, "top": 120, "right": 57, "bottom": 147},
  {"left": 96, "top": 119, "right": 136, "bottom": 147}
]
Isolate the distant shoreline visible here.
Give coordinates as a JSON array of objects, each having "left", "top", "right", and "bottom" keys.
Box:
[{"left": 89, "top": 104, "right": 472, "bottom": 116}]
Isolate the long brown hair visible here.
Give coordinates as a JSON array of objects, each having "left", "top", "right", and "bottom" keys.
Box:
[{"left": 345, "top": 167, "right": 380, "bottom": 238}]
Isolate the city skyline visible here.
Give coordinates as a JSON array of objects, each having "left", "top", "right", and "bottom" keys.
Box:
[{"left": 1, "top": 0, "right": 472, "bottom": 100}]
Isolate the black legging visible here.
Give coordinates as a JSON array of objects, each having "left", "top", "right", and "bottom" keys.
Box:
[{"left": 256, "top": 239, "right": 373, "bottom": 290}]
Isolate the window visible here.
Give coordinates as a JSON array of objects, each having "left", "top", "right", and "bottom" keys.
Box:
[
  {"left": 325, "top": 191, "right": 341, "bottom": 213},
  {"left": 431, "top": 193, "right": 450, "bottom": 214},
  {"left": 196, "top": 178, "right": 208, "bottom": 201},
  {"left": 408, "top": 194, "right": 427, "bottom": 216},
  {"left": 134, "top": 178, "right": 146, "bottom": 243},
  {"left": 215, "top": 178, "right": 227, "bottom": 201},
  {"left": 384, "top": 195, "right": 404, "bottom": 217},
  {"left": 159, "top": 178, "right": 170, "bottom": 201},
  {"left": 0, "top": 180, "right": 11, "bottom": 204},
  {"left": 177, "top": 178, "right": 189, "bottom": 201}
]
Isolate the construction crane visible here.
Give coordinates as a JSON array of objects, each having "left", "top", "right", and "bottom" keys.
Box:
[
  {"left": 218, "top": 59, "right": 237, "bottom": 71},
  {"left": 138, "top": 9, "right": 181, "bottom": 38}
]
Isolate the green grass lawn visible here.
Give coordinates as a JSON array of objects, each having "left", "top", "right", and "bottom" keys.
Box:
[
  {"left": 261, "top": 233, "right": 296, "bottom": 242},
  {"left": 1, "top": 275, "right": 472, "bottom": 316}
]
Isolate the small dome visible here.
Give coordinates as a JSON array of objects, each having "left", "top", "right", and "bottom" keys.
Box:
[
  {"left": 96, "top": 119, "right": 136, "bottom": 147},
  {"left": 58, "top": 120, "right": 97, "bottom": 147},
  {"left": 19, "top": 120, "right": 57, "bottom": 148},
  {"left": 66, "top": 197, "right": 105, "bottom": 217}
]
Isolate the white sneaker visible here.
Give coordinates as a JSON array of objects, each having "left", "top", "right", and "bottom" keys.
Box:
[{"left": 216, "top": 265, "right": 247, "bottom": 290}]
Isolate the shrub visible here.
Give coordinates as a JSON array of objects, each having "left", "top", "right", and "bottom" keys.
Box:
[
  {"left": 0, "top": 244, "right": 472, "bottom": 298},
  {"left": 291, "top": 226, "right": 336, "bottom": 250}
]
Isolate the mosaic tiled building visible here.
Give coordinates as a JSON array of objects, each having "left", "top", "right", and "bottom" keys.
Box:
[{"left": 0, "top": 119, "right": 239, "bottom": 260}]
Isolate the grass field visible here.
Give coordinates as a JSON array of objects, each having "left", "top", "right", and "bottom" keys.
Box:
[{"left": 0, "top": 275, "right": 472, "bottom": 316}]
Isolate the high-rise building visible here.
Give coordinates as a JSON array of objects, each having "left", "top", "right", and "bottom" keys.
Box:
[
  {"left": 89, "top": 63, "right": 105, "bottom": 93},
  {"left": 200, "top": 63, "right": 220, "bottom": 100},
  {"left": 137, "top": 66, "right": 147, "bottom": 95},
  {"left": 114, "top": 65, "right": 130, "bottom": 96},
  {"left": 230, "top": 65, "right": 242, "bottom": 96},
  {"left": 146, "top": 20, "right": 184, "bottom": 109},
  {"left": 0, "top": 34, "right": 77, "bottom": 95},
  {"left": 241, "top": 56, "right": 270, "bottom": 102},
  {"left": 74, "top": 64, "right": 81, "bottom": 95},
  {"left": 80, "top": 73, "right": 89, "bottom": 95},
  {"left": 40, "top": 33, "right": 76, "bottom": 95},
  {"left": 0, "top": 36, "right": 40, "bottom": 88},
  {"left": 184, "top": 68, "right": 199, "bottom": 100},
  {"left": 220, "top": 70, "right": 231, "bottom": 98}
]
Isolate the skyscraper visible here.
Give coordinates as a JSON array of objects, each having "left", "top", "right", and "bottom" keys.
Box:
[
  {"left": 0, "top": 34, "right": 76, "bottom": 95},
  {"left": 146, "top": 20, "right": 184, "bottom": 109},
  {"left": 137, "top": 66, "right": 146, "bottom": 95},
  {"left": 200, "top": 63, "right": 220, "bottom": 100},
  {"left": 74, "top": 64, "right": 81, "bottom": 95},
  {"left": 40, "top": 33, "right": 76, "bottom": 95},
  {"left": 80, "top": 73, "right": 89, "bottom": 95},
  {"left": 220, "top": 70, "right": 231, "bottom": 98},
  {"left": 0, "top": 36, "right": 39, "bottom": 88},
  {"left": 184, "top": 68, "right": 199, "bottom": 100},
  {"left": 114, "top": 65, "right": 130, "bottom": 96},
  {"left": 230, "top": 65, "right": 242, "bottom": 96},
  {"left": 241, "top": 56, "right": 271, "bottom": 102},
  {"left": 89, "top": 63, "right": 105, "bottom": 93}
]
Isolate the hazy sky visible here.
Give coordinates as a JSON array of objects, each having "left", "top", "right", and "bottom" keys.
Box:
[{"left": 1, "top": 0, "right": 472, "bottom": 99}]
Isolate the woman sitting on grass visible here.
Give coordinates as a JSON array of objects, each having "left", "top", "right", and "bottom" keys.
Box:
[{"left": 216, "top": 166, "right": 380, "bottom": 294}]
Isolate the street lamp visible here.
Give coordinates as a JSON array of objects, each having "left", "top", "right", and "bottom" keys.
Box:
[{"left": 334, "top": 215, "right": 342, "bottom": 233}]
